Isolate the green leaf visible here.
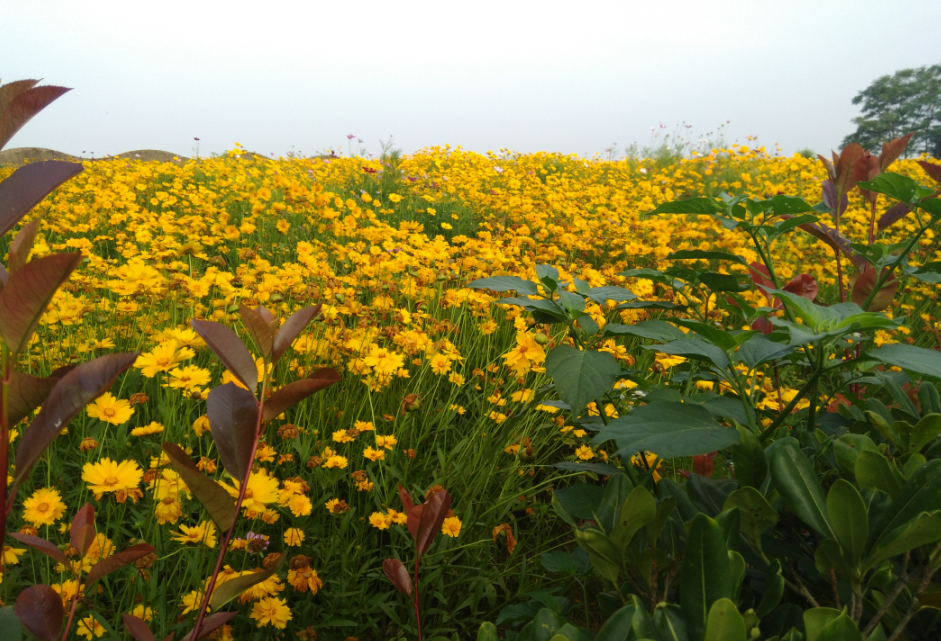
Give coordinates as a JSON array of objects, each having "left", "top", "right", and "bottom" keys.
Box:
[
  {"left": 670, "top": 319, "right": 741, "bottom": 351},
  {"left": 586, "top": 286, "right": 637, "bottom": 303},
  {"left": 530, "top": 608, "right": 565, "bottom": 641},
  {"left": 909, "top": 414, "right": 941, "bottom": 453},
  {"left": 769, "top": 438, "right": 835, "bottom": 539},
  {"left": 596, "top": 474, "right": 635, "bottom": 535},
  {"left": 703, "top": 598, "right": 746, "bottom": 641},
  {"left": 642, "top": 338, "right": 729, "bottom": 369},
  {"left": 667, "top": 250, "right": 746, "bottom": 264},
  {"left": 680, "top": 514, "right": 732, "bottom": 641},
  {"left": 869, "top": 460, "right": 941, "bottom": 550},
  {"left": 755, "top": 561, "right": 784, "bottom": 619},
  {"left": 467, "top": 276, "right": 540, "bottom": 296},
  {"left": 771, "top": 194, "right": 817, "bottom": 216},
  {"left": 650, "top": 197, "right": 724, "bottom": 216},
  {"left": 855, "top": 450, "right": 903, "bottom": 498},
  {"left": 162, "top": 442, "right": 237, "bottom": 532},
  {"left": 630, "top": 596, "right": 658, "bottom": 639},
  {"left": 594, "top": 402, "right": 740, "bottom": 460},
  {"left": 866, "top": 344, "right": 941, "bottom": 380},
  {"left": 496, "top": 297, "right": 568, "bottom": 321},
  {"left": 803, "top": 608, "right": 844, "bottom": 641},
  {"left": 734, "top": 338, "right": 795, "bottom": 369},
  {"left": 0, "top": 606, "right": 22, "bottom": 641},
  {"left": 826, "top": 480, "right": 868, "bottom": 569},
  {"left": 731, "top": 424, "right": 767, "bottom": 489},
  {"left": 699, "top": 272, "right": 750, "bottom": 293},
  {"left": 477, "top": 622, "right": 500, "bottom": 641},
  {"left": 611, "top": 486, "right": 657, "bottom": 549},
  {"left": 593, "top": 604, "right": 637, "bottom": 641},
  {"left": 865, "top": 511, "right": 941, "bottom": 570},
  {"left": 540, "top": 551, "right": 578, "bottom": 575},
  {"left": 728, "top": 551, "right": 746, "bottom": 601},
  {"left": 857, "top": 172, "right": 920, "bottom": 204},
  {"left": 551, "top": 625, "right": 583, "bottom": 641},
  {"left": 832, "top": 434, "right": 880, "bottom": 482},
  {"left": 573, "top": 528, "right": 621, "bottom": 586},
  {"left": 814, "top": 610, "right": 861, "bottom": 641},
  {"left": 653, "top": 604, "right": 689, "bottom": 641},
  {"left": 545, "top": 346, "right": 620, "bottom": 416},
  {"left": 603, "top": 320, "right": 687, "bottom": 342},
  {"left": 552, "top": 484, "right": 603, "bottom": 521},
  {"left": 723, "top": 487, "right": 778, "bottom": 553}
]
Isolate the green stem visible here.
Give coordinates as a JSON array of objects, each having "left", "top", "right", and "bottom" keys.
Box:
[
  {"left": 861, "top": 222, "right": 930, "bottom": 311},
  {"left": 760, "top": 357, "right": 825, "bottom": 439}
]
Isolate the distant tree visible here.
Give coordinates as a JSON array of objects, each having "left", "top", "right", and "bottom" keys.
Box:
[{"left": 842, "top": 64, "right": 941, "bottom": 158}]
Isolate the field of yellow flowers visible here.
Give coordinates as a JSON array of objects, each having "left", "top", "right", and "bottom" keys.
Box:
[{"left": 1, "top": 143, "right": 939, "bottom": 640}]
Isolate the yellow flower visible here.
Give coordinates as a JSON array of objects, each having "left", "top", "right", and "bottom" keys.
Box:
[
  {"left": 575, "top": 445, "right": 594, "bottom": 461},
  {"left": 130, "top": 605, "right": 153, "bottom": 622},
  {"left": 23, "top": 487, "right": 67, "bottom": 527},
  {"left": 363, "top": 446, "right": 385, "bottom": 462},
  {"left": 76, "top": 615, "right": 106, "bottom": 639},
  {"left": 131, "top": 422, "right": 165, "bottom": 437},
  {"left": 82, "top": 458, "right": 143, "bottom": 500},
  {"left": 276, "top": 219, "right": 290, "bottom": 234},
  {"left": 502, "top": 332, "right": 546, "bottom": 376},
  {"left": 441, "top": 516, "right": 462, "bottom": 538},
  {"left": 222, "top": 469, "right": 280, "bottom": 513},
  {"left": 171, "top": 522, "right": 218, "bottom": 548},
  {"left": 375, "top": 434, "right": 397, "bottom": 450},
  {"left": 167, "top": 365, "right": 211, "bottom": 390},
  {"left": 192, "top": 415, "right": 210, "bottom": 436},
  {"left": 288, "top": 565, "right": 323, "bottom": 593},
  {"left": 284, "top": 528, "right": 305, "bottom": 546},
  {"left": 250, "top": 596, "right": 292, "bottom": 629},
  {"left": 87, "top": 393, "right": 134, "bottom": 425},
  {"left": 2, "top": 546, "right": 26, "bottom": 565},
  {"left": 369, "top": 512, "right": 390, "bottom": 530},
  {"left": 135, "top": 341, "right": 195, "bottom": 378}
]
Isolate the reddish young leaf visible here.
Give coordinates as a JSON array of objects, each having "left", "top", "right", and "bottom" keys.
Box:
[
  {"left": 382, "top": 558, "right": 413, "bottom": 596},
  {"left": 0, "top": 252, "right": 82, "bottom": 355},
  {"left": 191, "top": 319, "right": 257, "bottom": 393},
  {"left": 817, "top": 154, "right": 836, "bottom": 183},
  {"left": 178, "top": 611, "right": 239, "bottom": 641},
  {"left": 85, "top": 543, "right": 155, "bottom": 589},
  {"left": 8, "top": 532, "right": 69, "bottom": 565},
  {"left": 70, "top": 503, "right": 96, "bottom": 557},
  {"left": 0, "top": 85, "right": 72, "bottom": 150},
  {"left": 162, "top": 442, "right": 237, "bottom": 531},
  {"left": 14, "top": 584, "right": 63, "bottom": 641},
  {"left": 693, "top": 452, "right": 717, "bottom": 478},
  {"left": 261, "top": 368, "right": 340, "bottom": 423},
  {"left": 917, "top": 160, "right": 941, "bottom": 184},
  {"left": 851, "top": 266, "right": 898, "bottom": 312},
  {"left": 15, "top": 351, "right": 139, "bottom": 483},
  {"left": 835, "top": 142, "right": 865, "bottom": 197},
  {"left": 853, "top": 153, "right": 881, "bottom": 206},
  {"left": 783, "top": 274, "right": 818, "bottom": 301},
  {"left": 879, "top": 133, "right": 914, "bottom": 172},
  {"left": 9, "top": 218, "right": 42, "bottom": 272},
  {"left": 255, "top": 305, "right": 275, "bottom": 323},
  {"left": 750, "top": 316, "right": 772, "bottom": 336},
  {"left": 0, "top": 262, "right": 7, "bottom": 286},
  {"left": 747, "top": 262, "right": 773, "bottom": 303},
  {"left": 209, "top": 555, "right": 284, "bottom": 609},
  {"left": 397, "top": 483, "right": 415, "bottom": 512},
  {"left": 206, "top": 382, "right": 259, "bottom": 482},
  {"left": 0, "top": 80, "right": 41, "bottom": 114},
  {"left": 238, "top": 303, "right": 275, "bottom": 359},
  {"left": 272, "top": 304, "right": 322, "bottom": 363},
  {"left": 407, "top": 503, "right": 425, "bottom": 542},
  {"left": 878, "top": 202, "right": 911, "bottom": 232},
  {"left": 0, "top": 161, "right": 83, "bottom": 237},
  {"left": 415, "top": 490, "right": 451, "bottom": 555},
  {"left": 7, "top": 371, "right": 58, "bottom": 427},
  {"left": 820, "top": 181, "right": 849, "bottom": 219},
  {"left": 122, "top": 614, "right": 157, "bottom": 641}
]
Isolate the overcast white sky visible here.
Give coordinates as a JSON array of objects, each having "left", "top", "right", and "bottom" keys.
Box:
[{"left": 3, "top": 0, "right": 940, "bottom": 159}]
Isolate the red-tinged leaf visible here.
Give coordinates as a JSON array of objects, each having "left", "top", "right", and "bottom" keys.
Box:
[
  {"left": 854, "top": 153, "right": 881, "bottom": 206},
  {"left": 162, "top": 442, "right": 237, "bottom": 531},
  {"left": 14, "top": 584, "right": 63, "bottom": 641},
  {"left": 693, "top": 452, "right": 717, "bottom": 478},
  {"left": 8, "top": 532, "right": 69, "bottom": 565},
  {"left": 382, "top": 558, "right": 413, "bottom": 595},
  {"left": 878, "top": 202, "right": 911, "bottom": 232},
  {"left": 0, "top": 85, "right": 72, "bottom": 150},
  {"left": 163, "top": 635, "right": 175, "bottom": 641},
  {"left": 835, "top": 142, "right": 865, "bottom": 197},
  {"left": 407, "top": 503, "right": 424, "bottom": 542},
  {"left": 70, "top": 503, "right": 96, "bottom": 557},
  {"left": 880, "top": 133, "right": 914, "bottom": 172},
  {"left": 0, "top": 252, "right": 82, "bottom": 355},
  {"left": 84, "top": 543, "right": 154, "bottom": 589},
  {"left": 238, "top": 303, "right": 275, "bottom": 359},
  {"left": 7, "top": 371, "right": 58, "bottom": 426},
  {"left": 9, "top": 218, "right": 42, "bottom": 272},
  {"left": 0, "top": 161, "right": 83, "bottom": 237},
  {"left": 747, "top": 262, "right": 773, "bottom": 303},
  {"left": 398, "top": 483, "right": 415, "bottom": 512},
  {"left": 851, "top": 266, "right": 897, "bottom": 312},
  {"left": 272, "top": 304, "right": 322, "bottom": 363},
  {"left": 191, "top": 319, "right": 257, "bottom": 393},
  {"left": 255, "top": 305, "right": 275, "bottom": 323},
  {"left": 0, "top": 262, "right": 7, "bottom": 286},
  {"left": 206, "top": 383, "right": 258, "bottom": 482},
  {"left": 261, "top": 368, "right": 340, "bottom": 423},
  {"left": 783, "top": 274, "right": 818, "bottom": 301},
  {"left": 122, "top": 614, "right": 157, "bottom": 641},
  {"left": 917, "top": 160, "right": 941, "bottom": 184},
  {"left": 751, "top": 316, "right": 772, "bottom": 335},
  {"left": 178, "top": 612, "right": 238, "bottom": 641},
  {"left": 15, "top": 351, "right": 139, "bottom": 483},
  {"left": 416, "top": 490, "right": 451, "bottom": 556},
  {"left": 209, "top": 555, "right": 284, "bottom": 609},
  {"left": 817, "top": 154, "right": 836, "bottom": 182},
  {"left": 0, "top": 80, "right": 41, "bottom": 115}
]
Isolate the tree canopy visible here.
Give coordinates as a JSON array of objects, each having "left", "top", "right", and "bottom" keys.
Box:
[{"left": 843, "top": 64, "right": 941, "bottom": 158}]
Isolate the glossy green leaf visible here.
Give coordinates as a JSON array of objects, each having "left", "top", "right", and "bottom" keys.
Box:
[
  {"left": 477, "top": 622, "right": 500, "bottom": 641},
  {"left": 756, "top": 561, "right": 784, "bottom": 618},
  {"left": 866, "top": 344, "right": 941, "bottom": 380},
  {"left": 857, "top": 172, "right": 920, "bottom": 204},
  {"left": 531, "top": 608, "right": 565, "bottom": 641},
  {"left": 545, "top": 345, "right": 620, "bottom": 416},
  {"left": 909, "top": 414, "right": 941, "bottom": 453},
  {"left": 593, "top": 603, "right": 637, "bottom": 641},
  {"left": 611, "top": 486, "right": 657, "bottom": 549},
  {"left": 826, "top": 480, "right": 868, "bottom": 568},
  {"left": 703, "top": 598, "right": 746, "bottom": 641},
  {"left": 650, "top": 197, "right": 724, "bottom": 216},
  {"left": 723, "top": 487, "right": 778, "bottom": 553},
  {"left": 813, "top": 609, "right": 861, "bottom": 641},
  {"left": 769, "top": 439, "right": 834, "bottom": 539},
  {"left": 832, "top": 434, "right": 879, "bottom": 482},
  {"left": 865, "top": 511, "right": 941, "bottom": 570},
  {"left": 594, "top": 402, "right": 740, "bottom": 460},
  {"left": 667, "top": 249, "right": 746, "bottom": 264},
  {"left": 604, "top": 320, "right": 687, "bottom": 342},
  {"left": 731, "top": 424, "right": 766, "bottom": 489},
  {"left": 642, "top": 338, "right": 729, "bottom": 368},
  {"left": 869, "top": 460, "right": 941, "bottom": 550},
  {"left": 803, "top": 608, "right": 843, "bottom": 641},
  {"left": 653, "top": 604, "right": 688, "bottom": 641},
  {"left": 855, "top": 450, "right": 903, "bottom": 498},
  {"left": 573, "top": 528, "right": 621, "bottom": 586},
  {"left": 679, "top": 514, "right": 733, "bottom": 641},
  {"left": 596, "top": 474, "right": 635, "bottom": 535},
  {"left": 467, "top": 275, "right": 540, "bottom": 296}
]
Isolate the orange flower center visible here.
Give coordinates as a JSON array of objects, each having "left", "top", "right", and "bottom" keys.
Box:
[
  {"left": 104, "top": 476, "right": 118, "bottom": 486},
  {"left": 244, "top": 489, "right": 254, "bottom": 499},
  {"left": 37, "top": 502, "right": 49, "bottom": 512},
  {"left": 103, "top": 408, "right": 116, "bottom": 418}
]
